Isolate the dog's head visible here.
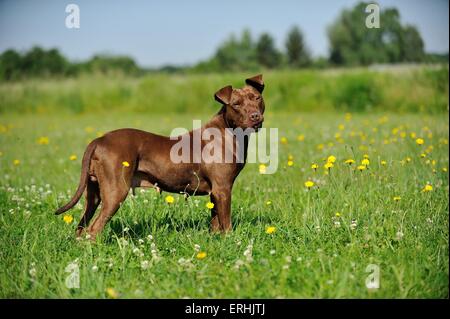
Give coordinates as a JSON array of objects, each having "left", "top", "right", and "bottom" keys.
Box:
[{"left": 214, "top": 74, "right": 265, "bottom": 131}]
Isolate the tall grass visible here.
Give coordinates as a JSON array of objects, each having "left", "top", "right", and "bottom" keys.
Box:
[{"left": 0, "top": 66, "right": 448, "bottom": 115}]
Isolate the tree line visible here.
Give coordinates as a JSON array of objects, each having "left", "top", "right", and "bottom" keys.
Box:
[{"left": 0, "top": 2, "right": 447, "bottom": 80}]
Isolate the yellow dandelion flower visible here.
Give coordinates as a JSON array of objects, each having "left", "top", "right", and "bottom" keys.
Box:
[
  {"left": 381, "top": 160, "right": 387, "bottom": 166},
  {"left": 280, "top": 137, "right": 288, "bottom": 145},
  {"left": 327, "top": 155, "right": 336, "bottom": 163},
  {"left": 422, "top": 184, "right": 433, "bottom": 192},
  {"left": 363, "top": 154, "right": 369, "bottom": 159},
  {"left": 361, "top": 158, "right": 370, "bottom": 166},
  {"left": 287, "top": 160, "right": 294, "bottom": 167},
  {"left": 311, "top": 163, "right": 319, "bottom": 170},
  {"left": 338, "top": 124, "right": 345, "bottom": 131},
  {"left": 345, "top": 113, "right": 352, "bottom": 121},
  {"left": 335, "top": 212, "right": 341, "bottom": 217},
  {"left": 324, "top": 162, "right": 334, "bottom": 170},
  {"left": 344, "top": 159, "right": 355, "bottom": 165},
  {"left": 304, "top": 180, "right": 314, "bottom": 189},
  {"left": 63, "top": 215, "right": 74, "bottom": 224},
  {"left": 206, "top": 202, "right": 214, "bottom": 209},
  {"left": 165, "top": 195, "right": 175, "bottom": 204},
  {"left": 196, "top": 252, "right": 207, "bottom": 259},
  {"left": 69, "top": 154, "right": 77, "bottom": 161},
  {"left": 410, "top": 132, "right": 416, "bottom": 139},
  {"left": 265, "top": 226, "right": 276, "bottom": 234},
  {"left": 297, "top": 134, "right": 305, "bottom": 142},
  {"left": 357, "top": 165, "right": 366, "bottom": 172},
  {"left": 420, "top": 153, "right": 426, "bottom": 158},
  {"left": 288, "top": 154, "right": 294, "bottom": 160},
  {"left": 443, "top": 167, "right": 448, "bottom": 173},
  {"left": 393, "top": 196, "right": 401, "bottom": 201},
  {"left": 259, "top": 164, "right": 267, "bottom": 174},
  {"left": 416, "top": 138, "right": 424, "bottom": 145},
  {"left": 406, "top": 157, "right": 411, "bottom": 163},
  {"left": 266, "top": 200, "right": 272, "bottom": 205},
  {"left": 13, "top": 159, "right": 20, "bottom": 166},
  {"left": 106, "top": 288, "right": 119, "bottom": 299},
  {"left": 37, "top": 136, "right": 49, "bottom": 145},
  {"left": 122, "top": 161, "right": 130, "bottom": 167}
]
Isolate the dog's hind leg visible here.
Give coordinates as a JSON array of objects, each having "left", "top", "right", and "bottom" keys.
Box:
[
  {"left": 76, "top": 180, "right": 100, "bottom": 237},
  {"left": 87, "top": 164, "right": 132, "bottom": 240}
]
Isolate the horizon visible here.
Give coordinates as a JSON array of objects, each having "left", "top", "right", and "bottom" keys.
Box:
[{"left": 0, "top": 0, "right": 448, "bottom": 68}]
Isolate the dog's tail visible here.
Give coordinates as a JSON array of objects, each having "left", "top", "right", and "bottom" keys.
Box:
[{"left": 55, "top": 140, "right": 98, "bottom": 215}]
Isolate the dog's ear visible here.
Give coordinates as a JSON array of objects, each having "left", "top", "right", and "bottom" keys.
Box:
[
  {"left": 214, "top": 85, "right": 233, "bottom": 105},
  {"left": 245, "top": 74, "right": 264, "bottom": 93}
]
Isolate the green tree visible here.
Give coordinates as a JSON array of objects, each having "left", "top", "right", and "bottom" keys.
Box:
[
  {"left": 0, "top": 49, "right": 22, "bottom": 80},
  {"left": 256, "top": 33, "right": 281, "bottom": 68},
  {"left": 285, "top": 26, "right": 311, "bottom": 67},
  {"left": 328, "top": 2, "right": 425, "bottom": 65},
  {"left": 214, "top": 29, "right": 259, "bottom": 71}
]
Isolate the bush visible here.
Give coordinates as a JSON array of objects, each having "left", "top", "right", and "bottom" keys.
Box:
[{"left": 333, "top": 74, "right": 382, "bottom": 112}]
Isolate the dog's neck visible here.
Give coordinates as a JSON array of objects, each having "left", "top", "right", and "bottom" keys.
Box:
[{"left": 203, "top": 112, "right": 250, "bottom": 164}]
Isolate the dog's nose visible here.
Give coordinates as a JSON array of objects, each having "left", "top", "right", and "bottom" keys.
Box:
[{"left": 250, "top": 112, "right": 261, "bottom": 122}]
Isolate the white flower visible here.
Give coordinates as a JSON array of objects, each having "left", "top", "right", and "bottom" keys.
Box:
[
  {"left": 141, "top": 260, "right": 150, "bottom": 270},
  {"left": 285, "top": 256, "right": 292, "bottom": 263},
  {"left": 234, "top": 259, "right": 245, "bottom": 270},
  {"left": 123, "top": 227, "right": 130, "bottom": 232},
  {"left": 350, "top": 219, "right": 357, "bottom": 230},
  {"left": 396, "top": 231, "right": 404, "bottom": 240},
  {"left": 194, "top": 244, "right": 201, "bottom": 252},
  {"left": 92, "top": 265, "right": 98, "bottom": 272},
  {"left": 270, "top": 249, "right": 276, "bottom": 255},
  {"left": 334, "top": 221, "right": 341, "bottom": 228},
  {"left": 29, "top": 267, "right": 37, "bottom": 277}
]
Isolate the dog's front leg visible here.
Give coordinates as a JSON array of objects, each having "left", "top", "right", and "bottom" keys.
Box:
[{"left": 210, "top": 186, "right": 232, "bottom": 233}]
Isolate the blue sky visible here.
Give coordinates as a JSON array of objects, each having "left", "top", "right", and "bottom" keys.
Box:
[{"left": 0, "top": 0, "right": 448, "bottom": 67}]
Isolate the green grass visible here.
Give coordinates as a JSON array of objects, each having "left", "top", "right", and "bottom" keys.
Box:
[
  {"left": 0, "top": 110, "right": 448, "bottom": 298},
  {"left": 0, "top": 66, "right": 448, "bottom": 115}
]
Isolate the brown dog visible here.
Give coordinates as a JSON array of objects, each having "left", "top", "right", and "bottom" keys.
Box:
[{"left": 55, "top": 74, "right": 265, "bottom": 239}]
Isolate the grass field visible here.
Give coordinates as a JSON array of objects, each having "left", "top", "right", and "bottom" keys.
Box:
[
  {"left": 0, "top": 109, "right": 448, "bottom": 298},
  {"left": 0, "top": 68, "right": 449, "bottom": 298}
]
